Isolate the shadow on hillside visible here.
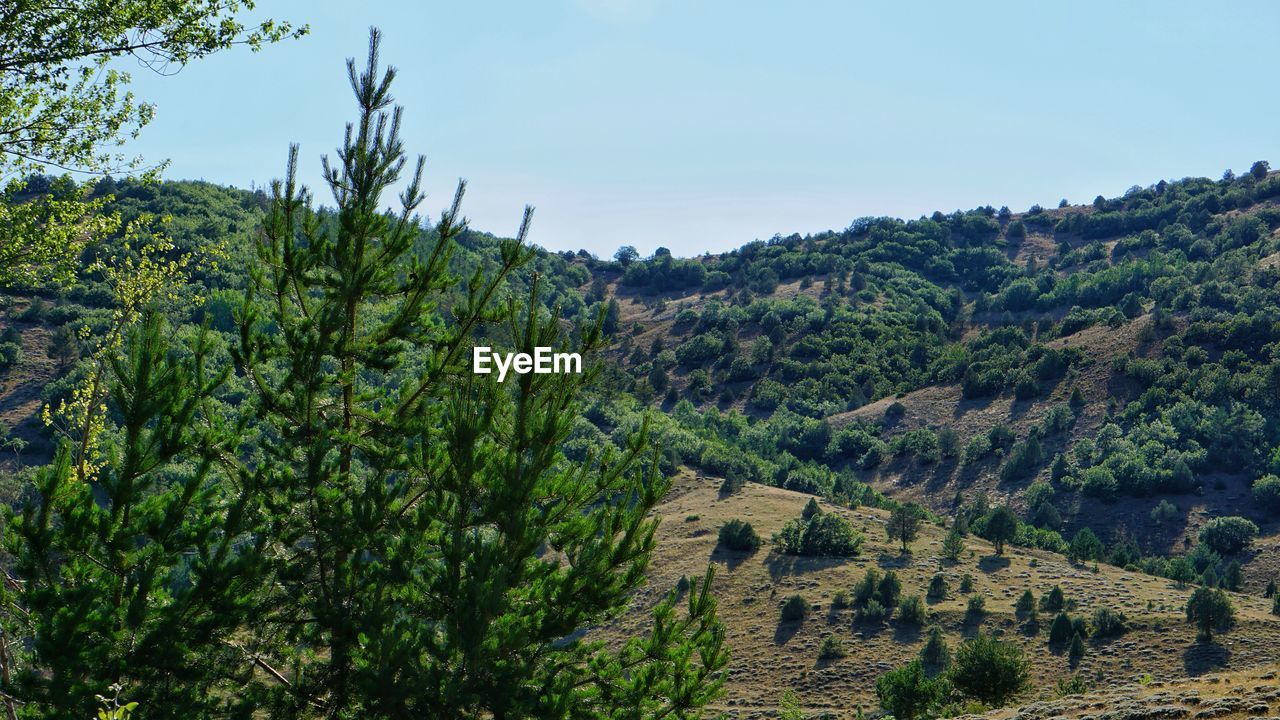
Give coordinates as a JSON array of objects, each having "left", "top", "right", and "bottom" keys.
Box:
[
  {"left": 925, "top": 460, "right": 958, "bottom": 491},
  {"left": 876, "top": 553, "right": 912, "bottom": 569},
  {"left": 1182, "top": 641, "right": 1231, "bottom": 676},
  {"left": 978, "top": 555, "right": 1011, "bottom": 573},
  {"left": 709, "top": 547, "right": 751, "bottom": 572},
  {"left": 959, "top": 613, "right": 985, "bottom": 638},
  {"left": 774, "top": 619, "right": 802, "bottom": 645},
  {"left": 893, "top": 622, "right": 921, "bottom": 644},
  {"left": 953, "top": 394, "right": 997, "bottom": 420},
  {"left": 765, "top": 552, "right": 848, "bottom": 581}
]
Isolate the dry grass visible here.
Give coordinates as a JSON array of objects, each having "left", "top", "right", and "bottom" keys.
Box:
[{"left": 603, "top": 472, "right": 1280, "bottom": 718}]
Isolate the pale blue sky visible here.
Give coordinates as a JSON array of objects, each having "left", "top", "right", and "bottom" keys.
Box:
[{"left": 120, "top": 0, "right": 1280, "bottom": 257}]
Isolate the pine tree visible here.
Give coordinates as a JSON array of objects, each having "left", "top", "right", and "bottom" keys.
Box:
[
  {"left": 230, "top": 30, "right": 728, "bottom": 717},
  {"left": 6, "top": 315, "right": 260, "bottom": 718},
  {"left": 887, "top": 502, "right": 923, "bottom": 553},
  {"left": 942, "top": 526, "right": 965, "bottom": 562},
  {"left": 1067, "top": 632, "right": 1086, "bottom": 665}
]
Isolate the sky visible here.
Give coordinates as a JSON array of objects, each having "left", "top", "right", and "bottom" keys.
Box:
[{"left": 118, "top": 0, "right": 1280, "bottom": 258}]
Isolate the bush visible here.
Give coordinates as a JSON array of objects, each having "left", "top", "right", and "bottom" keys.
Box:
[
  {"left": 927, "top": 573, "right": 948, "bottom": 600},
  {"left": 920, "top": 625, "right": 949, "bottom": 668},
  {"left": 877, "top": 660, "right": 947, "bottom": 720},
  {"left": 1091, "top": 607, "right": 1127, "bottom": 638},
  {"left": 877, "top": 570, "right": 902, "bottom": 608},
  {"left": 898, "top": 595, "right": 926, "bottom": 625},
  {"left": 718, "top": 519, "right": 760, "bottom": 552},
  {"left": 1150, "top": 499, "right": 1179, "bottom": 524},
  {"left": 1049, "top": 612, "right": 1074, "bottom": 646},
  {"left": 1015, "top": 590, "right": 1036, "bottom": 618},
  {"left": 965, "top": 594, "right": 986, "bottom": 616},
  {"left": 817, "top": 635, "right": 846, "bottom": 660},
  {"left": 1254, "top": 475, "right": 1280, "bottom": 514},
  {"left": 959, "top": 574, "right": 975, "bottom": 594},
  {"left": 858, "top": 598, "right": 890, "bottom": 624},
  {"left": 949, "top": 633, "right": 1029, "bottom": 707},
  {"left": 1040, "top": 585, "right": 1066, "bottom": 612},
  {"left": 773, "top": 512, "right": 864, "bottom": 557},
  {"left": 1198, "top": 516, "right": 1259, "bottom": 554},
  {"left": 780, "top": 594, "right": 808, "bottom": 623}
]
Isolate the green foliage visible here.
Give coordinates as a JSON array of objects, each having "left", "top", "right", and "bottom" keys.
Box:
[
  {"left": 942, "top": 526, "right": 965, "bottom": 561},
  {"left": 1254, "top": 474, "right": 1280, "bottom": 514},
  {"left": 1041, "top": 585, "right": 1067, "bottom": 613},
  {"left": 817, "top": 635, "right": 846, "bottom": 660},
  {"left": 0, "top": 1, "right": 304, "bottom": 178},
  {"left": 1069, "top": 527, "right": 1105, "bottom": 563},
  {"left": 773, "top": 510, "right": 864, "bottom": 557},
  {"left": 1186, "top": 587, "right": 1234, "bottom": 641},
  {"left": 1091, "top": 607, "right": 1127, "bottom": 638},
  {"left": 1198, "top": 516, "right": 1259, "bottom": 554},
  {"left": 979, "top": 505, "right": 1019, "bottom": 555},
  {"left": 1015, "top": 590, "right": 1036, "bottom": 619},
  {"left": 1067, "top": 632, "right": 1086, "bottom": 664},
  {"left": 1049, "top": 612, "right": 1074, "bottom": 646},
  {"left": 921, "top": 625, "right": 950, "bottom": 668},
  {"left": 965, "top": 594, "right": 986, "bottom": 616},
  {"left": 959, "top": 574, "right": 975, "bottom": 594},
  {"left": 1151, "top": 499, "right": 1180, "bottom": 524},
  {"left": 6, "top": 316, "right": 257, "bottom": 718},
  {"left": 780, "top": 594, "right": 809, "bottom": 623},
  {"left": 887, "top": 502, "right": 924, "bottom": 552},
  {"left": 898, "top": 594, "right": 927, "bottom": 625},
  {"left": 876, "top": 660, "right": 947, "bottom": 720},
  {"left": 718, "top": 519, "right": 761, "bottom": 552},
  {"left": 949, "top": 633, "right": 1029, "bottom": 707},
  {"left": 927, "top": 573, "right": 948, "bottom": 600}
]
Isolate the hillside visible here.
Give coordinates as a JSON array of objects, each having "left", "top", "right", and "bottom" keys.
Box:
[
  {"left": 3, "top": 167, "right": 1280, "bottom": 717},
  {"left": 605, "top": 472, "right": 1280, "bottom": 718}
]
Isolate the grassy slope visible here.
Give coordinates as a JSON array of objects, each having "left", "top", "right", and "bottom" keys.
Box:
[{"left": 606, "top": 472, "right": 1280, "bottom": 718}]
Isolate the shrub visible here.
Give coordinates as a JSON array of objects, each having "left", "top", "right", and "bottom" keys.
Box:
[
  {"left": 1254, "top": 475, "right": 1280, "bottom": 514},
  {"left": 942, "top": 527, "right": 965, "bottom": 561},
  {"left": 1067, "top": 632, "right": 1086, "bottom": 664},
  {"left": 959, "top": 574, "right": 975, "bottom": 594},
  {"left": 920, "top": 625, "right": 950, "bottom": 668},
  {"left": 780, "top": 594, "right": 808, "bottom": 623},
  {"left": 1069, "top": 527, "right": 1105, "bottom": 563},
  {"left": 949, "top": 633, "right": 1029, "bottom": 707},
  {"left": 773, "top": 511, "right": 864, "bottom": 558},
  {"left": 966, "top": 594, "right": 986, "bottom": 616},
  {"left": 1015, "top": 590, "right": 1035, "bottom": 618},
  {"left": 858, "top": 598, "right": 890, "bottom": 624},
  {"left": 927, "top": 573, "right": 948, "bottom": 600},
  {"left": 1150, "top": 499, "right": 1179, "bottom": 524},
  {"left": 818, "top": 635, "right": 846, "bottom": 660},
  {"left": 877, "top": 570, "right": 902, "bottom": 608},
  {"left": 831, "top": 590, "right": 850, "bottom": 609},
  {"left": 1198, "top": 516, "right": 1259, "bottom": 554},
  {"left": 1186, "top": 587, "right": 1234, "bottom": 641},
  {"left": 1049, "top": 612, "right": 1074, "bottom": 646},
  {"left": 876, "top": 660, "right": 946, "bottom": 720},
  {"left": 898, "top": 595, "right": 926, "bottom": 625},
  {"left": 717, "top": 519, "right": 760, "bottom": 552},
  {"left": 1091, "top": 607, "right": 1127, "bottom": 638},
  {"left": 1040, "top": 585, "right": 1066, "bottom": 612}
]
